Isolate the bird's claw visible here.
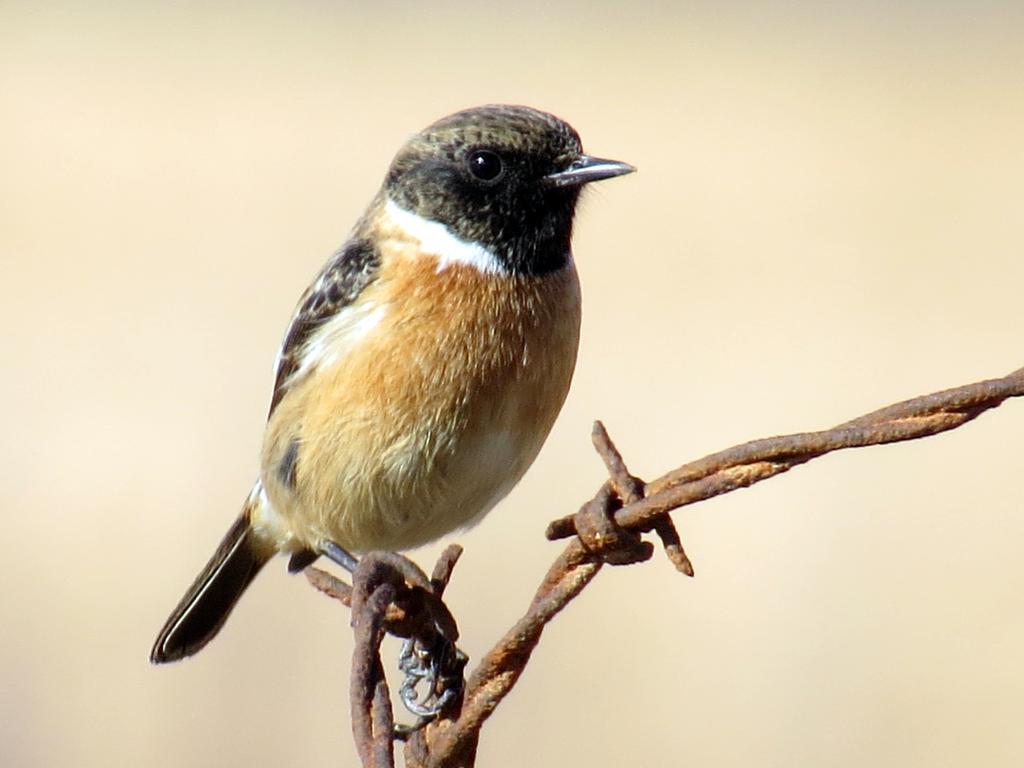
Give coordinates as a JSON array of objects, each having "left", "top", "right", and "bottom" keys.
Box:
[{"left": 397, "top": 632, "right": 467, "bottom": 721}]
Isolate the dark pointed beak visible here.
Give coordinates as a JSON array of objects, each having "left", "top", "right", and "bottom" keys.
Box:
[{"left": 544, "top": 155, "right": 636, "bottom": 188}]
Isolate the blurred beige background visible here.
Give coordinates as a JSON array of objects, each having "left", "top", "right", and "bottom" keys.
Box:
[{"left": 3, "top": 2, "right": 1024, "bottom": 766}]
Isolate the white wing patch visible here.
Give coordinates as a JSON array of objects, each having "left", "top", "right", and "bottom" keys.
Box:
[
  {"left": 291, "top": 302, "right": 387, "bottom": 382},
  {"left": 384, "top": 198, "right": 506, "bottom": 275}
]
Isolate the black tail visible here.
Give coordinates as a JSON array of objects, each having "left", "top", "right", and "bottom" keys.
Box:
[{"left": 151, "top": 513, "right": 273, "bottom": 663}]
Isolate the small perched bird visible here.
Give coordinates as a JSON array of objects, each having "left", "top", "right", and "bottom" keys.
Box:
[{"left": 151, "top": 105, "right": 634, "bottom": 663}]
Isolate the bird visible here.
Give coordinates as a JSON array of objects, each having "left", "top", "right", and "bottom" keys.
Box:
[{"left": 151, "top": 104, "right": 634, "bottom": 663}]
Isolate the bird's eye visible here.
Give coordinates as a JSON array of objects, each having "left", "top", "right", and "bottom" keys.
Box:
[{"left": 467, "top": 149, "right": 504, "bottom": 182}]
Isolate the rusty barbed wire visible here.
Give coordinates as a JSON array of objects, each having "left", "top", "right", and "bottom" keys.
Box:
[
  {"left": 309, "top": 365, "right": 1024, "bottom": 767},
  {"left": 307, "top": 548, "right": 465, "bottom": 768}
]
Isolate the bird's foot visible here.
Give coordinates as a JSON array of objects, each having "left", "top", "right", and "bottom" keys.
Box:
[
  {"left": 319, "top": 540, "right": 360, "bottom": 572},
  {"left": 397, "top": 630, "right": 468, "bottom": 722}
]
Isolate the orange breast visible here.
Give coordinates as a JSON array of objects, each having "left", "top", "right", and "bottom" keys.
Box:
[{"left": 260, "top": 242, "right": 581, "bottom": 552}]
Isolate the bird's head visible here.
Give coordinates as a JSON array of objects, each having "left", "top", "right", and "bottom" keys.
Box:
[{"left": 382, "top": 105, "right": 634, "bottom": 274}]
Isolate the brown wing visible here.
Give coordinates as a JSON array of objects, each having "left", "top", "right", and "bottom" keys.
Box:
[{"left": 268, "top": 237, "right": 380, "bottom": 417}]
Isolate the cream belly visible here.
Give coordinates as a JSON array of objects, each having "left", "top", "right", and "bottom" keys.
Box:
[{"left": 257, "top": 255, "right": 581, "bottom": 554}]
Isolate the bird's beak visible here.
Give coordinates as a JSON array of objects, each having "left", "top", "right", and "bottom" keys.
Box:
[{"left": 544, "top": 155, "right": 636, "bottom": 188}]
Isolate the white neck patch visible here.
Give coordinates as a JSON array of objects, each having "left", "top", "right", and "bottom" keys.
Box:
[{"left": 384, "top": 198, "right": 506, "bottom": 275}]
